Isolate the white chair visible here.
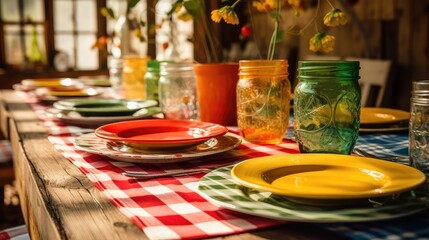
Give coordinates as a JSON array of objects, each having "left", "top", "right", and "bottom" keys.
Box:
[
  {"left": 302, "top": 55, "right": 342, "bottom": 61},
  {"left": 345, "top": 57, "right": 392, "bottom": 107}
]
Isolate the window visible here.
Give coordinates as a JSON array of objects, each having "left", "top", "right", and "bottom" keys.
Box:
[
  {"left": 54, "top": 0, "right": 98, "bottom": 70},
  {"left": 0, "top": 0, "right": 101, "bottom": 72},
  {"left": 0, "top": 0, "right": 194, "bottom": 75},
  {"left": 0, "top": 0, "right": 46, "bottom": 71}
]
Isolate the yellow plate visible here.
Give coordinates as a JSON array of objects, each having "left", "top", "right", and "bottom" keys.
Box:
[
  {"left": 21, "top": 78, "right": 81, "bottom": 88},
  {"left": 231, "top": 154, "right": 425, "bottom": 200},
  {"left": 360, "top": 107, "right": 410, "bottom": 125},
  {"left": 48, "top": 88, "right": 101, "bottom": 97}
]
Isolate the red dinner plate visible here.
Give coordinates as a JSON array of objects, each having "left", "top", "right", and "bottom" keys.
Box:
[{"left": 94, "top": 119, "right": 228, "bottom": 149}]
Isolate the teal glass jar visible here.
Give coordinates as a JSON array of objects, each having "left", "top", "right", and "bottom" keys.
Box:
[
  {"left": 294, "top": 61, "right": 361, "bottom": 154},
  {"left": 144, "top": 60, "right": 160, "bottom": 102}
]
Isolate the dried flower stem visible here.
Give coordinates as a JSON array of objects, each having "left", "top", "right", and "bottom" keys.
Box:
[
  {"left": 288, "top": 0, "right": 321, "bottom": 36},
  {"left": 199, "top": 0, "right": 219, "bottom": 62},
  {"left": 247, "top": 1, "right": 262, "bottom": 59},
  {"left": 266, "top": 0, "right": 281, "bottom": 60}
]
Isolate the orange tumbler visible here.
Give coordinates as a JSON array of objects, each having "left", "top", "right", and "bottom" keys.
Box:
[{"left": 194, "top": 63, "right": 239, "bottom": 126}]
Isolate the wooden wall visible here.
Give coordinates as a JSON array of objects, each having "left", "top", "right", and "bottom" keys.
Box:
[
  {"left": 246, "top": 0, "right": 428, "bottom": 110},
  {"left": 297, "top": 0, "right": 429, "bottom": 110}
]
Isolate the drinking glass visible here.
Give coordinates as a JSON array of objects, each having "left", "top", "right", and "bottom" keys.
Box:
[
  {"left": 237, "top": 59, "right": 291, "bottom": 144},
  {"left": 409, "top": 80, "right": 429, "bottom": 174},
  {"left": 294, "top": 61, "right": 361, "bottom": 154}
]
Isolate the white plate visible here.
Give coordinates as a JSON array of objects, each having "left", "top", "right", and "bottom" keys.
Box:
[{"left": 74, "top": 132, "right": 242, "bottom": 163}]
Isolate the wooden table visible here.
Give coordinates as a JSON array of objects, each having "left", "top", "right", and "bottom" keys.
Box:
[{"left": 0, "top": 90, "right": 344, "bottom": 240}]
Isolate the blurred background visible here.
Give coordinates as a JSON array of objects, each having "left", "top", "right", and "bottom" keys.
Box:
[{"left": 0, "top": 0, "right": 428, "bottom": 110}]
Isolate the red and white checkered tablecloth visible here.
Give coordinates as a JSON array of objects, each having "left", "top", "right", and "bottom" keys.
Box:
[{"left": 18, "top": 91, "right": 300, "bottom": 240}]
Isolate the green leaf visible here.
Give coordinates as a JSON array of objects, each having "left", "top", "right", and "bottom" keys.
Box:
[
  {"left": 140, "top": 20, "right": 146, "bottom": 27},
  {"left": 183, "top": 0, "right": 200, "bottom": 17},
  {"left": 268, "top": 12, "right": 277, "bottom": 19},
  {"left": 106, "top": 8, "right": 115, "bottom": 19},
  {"left": 275, "top": 30, "right": 284, "bottom": 43},
  {"left": 127, "top": 0, "right": 140, "bottom": 9},
  {"left": 167, "top": 0, "right": 183, "bottom": 15}
]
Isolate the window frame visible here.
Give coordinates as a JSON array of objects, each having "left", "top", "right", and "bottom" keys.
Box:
[{"left": 0, "top": 0, "right": 109, "bottom": 74}]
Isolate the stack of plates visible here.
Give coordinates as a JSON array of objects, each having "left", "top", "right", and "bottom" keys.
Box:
[
  {"left": 14, "top": 78, "right": 83, "bottom": 91},
  {"left": 74, "top": 119, "right": 242, "bottom": 163},
  {"left": 360, "top": 107, "right": 410, "bottom": 132},
  {"left": 198, "top": 154, "right": 428, "bottom": 222},
  {"left": 49, "top": 98, "right": 160, "bottom": 127},
  {"left": 13, "top": 78, "right": 106, "bottom": 102}
]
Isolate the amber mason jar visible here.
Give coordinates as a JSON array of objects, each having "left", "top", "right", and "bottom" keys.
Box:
[
  {"left": 237, "top": 59, "right": 291, "bottom": 144},
  {"left": 122, "top": 56, "right": 150, "bottom": 99},
  {"left": 294, "top": 61, "right": 360, "bottom": 154}
]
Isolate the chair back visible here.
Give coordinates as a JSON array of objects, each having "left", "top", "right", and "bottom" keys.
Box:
[{"left": 345, "top": 57, "right": 392, "bottom": 107}]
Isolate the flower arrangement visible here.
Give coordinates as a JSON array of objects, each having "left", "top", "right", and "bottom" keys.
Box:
[
  {"left": 165, "top": 0, "right": 349, "bottom": 62},
  {"left": 209, "top": 0, "right": 348, "bottom": 59},
  {"left": 95, "top": 0, "right": 348, "bottom": 62}
]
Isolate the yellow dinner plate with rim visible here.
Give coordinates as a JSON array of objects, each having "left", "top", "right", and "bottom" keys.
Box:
[
  {"left": 360, "top": 107, "right": 410, "bottom": 125},
  {"left": 231, "top": 154, "right": 425, "bottom": 200},
  {"left": 21, "top": 78, "right": 82, "bottom": 88}
]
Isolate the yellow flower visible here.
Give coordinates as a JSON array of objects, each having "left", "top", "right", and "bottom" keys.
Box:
[
  {"left": 224, "top": 7, "right": 239, "bottom": 25},
  {"left": 287, "top": 0, "right": 302, "bottom": 10},
  {"left": 211, "top": 9, "right": 222, "bottom": 23},
  {"left": 323, "top": 9, "right": 348, "bottom": 27},
  {"left": 253, "top": 0, "right": 277, "bottom": 12},
  {"left": 309, "top": 33, "right": 335, "bottom": 53},
  {"left": 211, "top": 6, "right": 239, "bottom": 25}
]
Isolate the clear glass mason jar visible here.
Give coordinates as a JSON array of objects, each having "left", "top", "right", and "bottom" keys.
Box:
[
  {"left": 159, "top": 62, "right": 197, "bottom": 120},
  {"left": 108, "top": 57, "right": 124, "bottom": 95},
  {"left": 294, "top": 61, "right": 361, "bottom": 154},
  {"left": 409, "top": 80, "right": 429, "bottom": 174},
  {"left": 144, "top": 60, "right": 160, "bottom": 102},
  {"left": 237, "top": 59, "right": 291, "bottom": 144},
  {"left": 122, "top": 56, "right": 150, "bottom": 99}
]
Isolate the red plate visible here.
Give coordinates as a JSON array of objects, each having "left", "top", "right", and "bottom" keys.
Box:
[{"left": 94, "top": 119, "right": 228, "bottom": 149}]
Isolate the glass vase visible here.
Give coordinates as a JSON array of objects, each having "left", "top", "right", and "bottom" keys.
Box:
[
  {"left": 237, "top": 59, "right": 291, "bottom": 144},
  {"left": 294, "top": 61, "right": 361, "bottom": 154}
]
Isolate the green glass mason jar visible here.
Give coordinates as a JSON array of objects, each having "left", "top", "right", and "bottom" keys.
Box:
[
  {"left": 144, "top": 60, "right": 160, "bottom": 102},
  {"left": 294, "top": 61, "right": 361, "bottom": 154},
  {"left": 237, "top": 59, "right": 291, "bottom": 144}
]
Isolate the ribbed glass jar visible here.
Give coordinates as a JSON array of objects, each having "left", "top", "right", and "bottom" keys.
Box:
[
  {"left": 409, "top": 80, "right": 429, "bottom": 174},
  {"left": 108, "top": 57, "right": 124, "bottom": 95},
  {"left": 294, "top": 61, "right": 361, "bottom": 154},
  {"left": 237, "top": 59, "right": 291, "bottom": 144},
  {"left": 159, "top": 62, "right": 197, "bottom": 120}
]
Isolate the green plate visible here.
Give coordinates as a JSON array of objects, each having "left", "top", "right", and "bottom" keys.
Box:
[
  {"left": 198, "top": 165, "right": 429, "bottom": 223},
  {"left": 53, "top": 98, "right": 157, "bottom": 116}
]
